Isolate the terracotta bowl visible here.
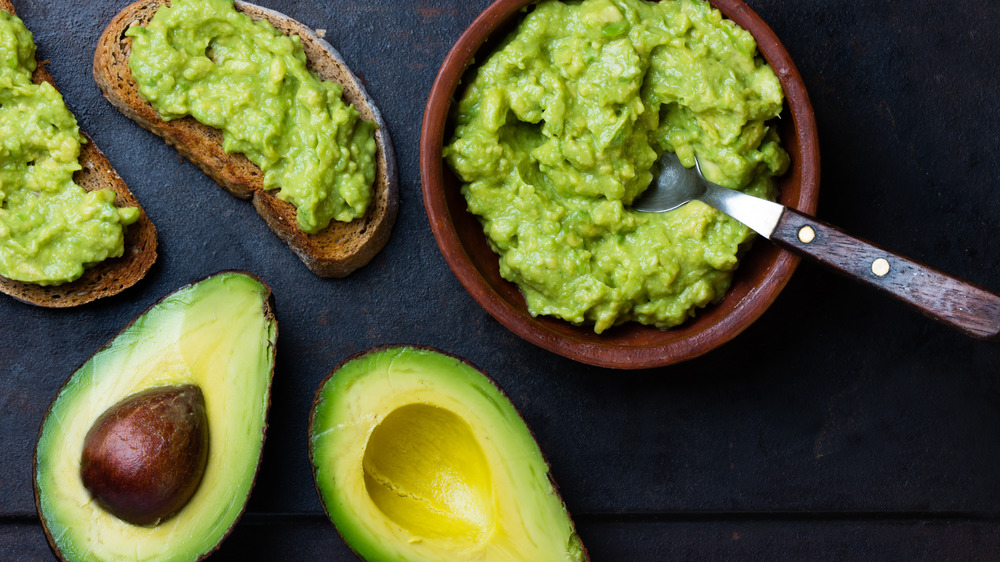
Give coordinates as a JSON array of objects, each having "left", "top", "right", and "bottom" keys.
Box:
[{"left": 421, "top": 0, "right": 820, "bottom": 370}]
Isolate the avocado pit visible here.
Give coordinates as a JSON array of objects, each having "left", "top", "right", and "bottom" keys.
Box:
[{"left": 80, "top": 384, "right": 209, "bottom": 527}]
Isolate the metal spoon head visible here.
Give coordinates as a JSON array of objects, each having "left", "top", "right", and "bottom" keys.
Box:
[{"left": 631, "top": 151, "right": 706, "bottom": 213}]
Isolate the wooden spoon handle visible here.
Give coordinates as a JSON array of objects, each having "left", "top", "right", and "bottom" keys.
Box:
[{"left": 771, "top": 208, "right": 1000, "bottom": 339}]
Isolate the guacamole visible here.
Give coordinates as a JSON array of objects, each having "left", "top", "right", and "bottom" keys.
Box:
[
  {"left": 446, "top": 0, "right": 789, "bottom": 333},
  {"left": 0, "top": 10, "right": 138, "bottom": 285},
  {"left": 127, "top": 0, "right": 377, "bottom": 234}
]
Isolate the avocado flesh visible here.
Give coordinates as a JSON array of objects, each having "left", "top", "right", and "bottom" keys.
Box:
[
  {"left": 34, "top": 272, "right": 276, "bottom": 562},
  {"left": 310, "top": 346, "right": 587, "bottom": 562}
]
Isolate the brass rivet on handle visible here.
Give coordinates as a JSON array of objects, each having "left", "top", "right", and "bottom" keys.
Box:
[
  {"left": 798, "top": 225, "right": 816, "bottom": 244},
  {"left": 872, "top": 258, "right": 890, "bottom": 277}
]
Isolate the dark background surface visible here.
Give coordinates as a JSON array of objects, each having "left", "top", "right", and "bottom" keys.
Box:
[{"left": 2, "top": 0, "right": 1000, "bottom": 559}]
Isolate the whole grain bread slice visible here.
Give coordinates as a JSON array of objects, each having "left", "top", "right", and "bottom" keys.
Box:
[
  {"left": 94, "top": 0, "right": 398, "bottom": 278},
  {"left": 0, "top": 0, "right": 157, "bottom": 307}
]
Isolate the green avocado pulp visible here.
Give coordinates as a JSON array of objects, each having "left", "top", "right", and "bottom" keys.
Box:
[
  {"left": 127, "top": 0, "right": 377, "bottom": 234},
  {"left": 445, "top": 0, "right": 789, "bottom": 333},
  {"left": 0, "top": 10, "right": 138, "bottom": 285}
]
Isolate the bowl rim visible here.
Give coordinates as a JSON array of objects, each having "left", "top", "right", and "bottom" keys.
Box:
[{"left": 420, "top": 0, "right": 820, "bottom": 370}]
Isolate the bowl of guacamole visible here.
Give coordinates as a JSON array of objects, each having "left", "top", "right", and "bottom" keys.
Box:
[{"left": 421, "top": 0, "right": 819, "bottom": 369}]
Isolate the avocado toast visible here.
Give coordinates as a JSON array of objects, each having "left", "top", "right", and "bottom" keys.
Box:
[
  {"left": 0, "top": 0, "right": 157, "bottom": 307},
  {"left": 94, "top": 0, "right": 398, "bottom": 278}
]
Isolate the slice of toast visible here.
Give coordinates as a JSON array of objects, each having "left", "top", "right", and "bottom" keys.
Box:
[
  {"left": 94, "top": 0, "right": 398, "bottom": 278},
  {"left": 0, "top": 0, "right": 157, "bottom": 308}
]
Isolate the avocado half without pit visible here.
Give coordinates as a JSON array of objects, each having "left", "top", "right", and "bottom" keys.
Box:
[
  {"left": 34, "top": 271, "right": 277, "bottom": 561},
  {"left": 309, "top": 345, "right": 588, "bottom": 561}
]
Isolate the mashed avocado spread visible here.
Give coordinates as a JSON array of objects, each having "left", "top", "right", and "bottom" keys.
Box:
[
  {"left": 0, "top": 10, "right": 138, "bottom": 286},
  {"left": 127, "top": 0, "right": 377, "bottom": 234},
  {"left": 446, "top": 0, "right": 789, "bottom": 333}
]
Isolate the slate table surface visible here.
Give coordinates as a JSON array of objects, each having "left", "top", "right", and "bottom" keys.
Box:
[{"left": 2, "top": 0, "right": 1000, "bottom": 560}]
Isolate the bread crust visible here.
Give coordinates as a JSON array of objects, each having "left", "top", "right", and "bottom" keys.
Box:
[
  {"left": 94, "top": 0, "right": 398, "bottom": 278},
  {"left": 0, "top": 0, "right": 158, "bottom": 307}
]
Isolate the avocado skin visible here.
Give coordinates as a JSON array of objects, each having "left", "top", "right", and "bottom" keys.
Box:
[
  {"left": 33, "top": 271, "right": 277, "bottom": 562},
  {"left": 308, "top": 345, "right": 589, "bottom": 562}
]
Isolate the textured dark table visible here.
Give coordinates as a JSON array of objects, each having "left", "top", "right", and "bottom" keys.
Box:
[{"left": 3, "top": 0, "right": 1000, "bottom": 560}]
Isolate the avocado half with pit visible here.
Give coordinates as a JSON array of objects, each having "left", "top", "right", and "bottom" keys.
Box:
[
  {"left": 309, "top": 345, "right": 588, "bottom": 561},
  {"left": 34, "top": 271, "right": 277, "bottom": 561}
]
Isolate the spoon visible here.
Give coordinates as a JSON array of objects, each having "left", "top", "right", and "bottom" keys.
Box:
[{"left": 632, "top": 152, "right": 1000, "bottom": 339}]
